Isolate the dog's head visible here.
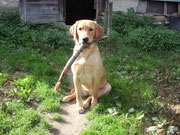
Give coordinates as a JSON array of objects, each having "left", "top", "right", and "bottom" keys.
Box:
[{"left": 69, "top": 20, "right": 104, "bottom": 44}]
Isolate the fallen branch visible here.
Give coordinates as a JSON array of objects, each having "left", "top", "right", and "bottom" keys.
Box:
[{"left": 54, "top": 36, "right": 108, "bottom": 91}]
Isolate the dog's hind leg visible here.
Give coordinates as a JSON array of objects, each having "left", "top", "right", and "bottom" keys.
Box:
[
  {"left": 62, "top": 88, "right": 76, "bottom": 102},
  {"left": 83, "top": 96, "right": 92, "bottom": 109},
  {"left": 98, "top": 83, "right": 111, "bottom": 98}
]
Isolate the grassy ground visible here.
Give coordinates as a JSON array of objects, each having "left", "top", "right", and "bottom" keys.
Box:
[
  {"left": 81, "top": 36, "right": 179, "bottom": 135},
  {"left": 0, "top": 11, "right": 72, "bottom": 135},
  {"left": 80, "top": 11, "right": 179, "bottom": 134},
  {"left": 0, "top": 11, "right": 179, "bottom": 135}
]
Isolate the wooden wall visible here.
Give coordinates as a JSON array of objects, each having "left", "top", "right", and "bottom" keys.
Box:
[{"left": 19, "top": 0, "right": 64, "bottom": 24}]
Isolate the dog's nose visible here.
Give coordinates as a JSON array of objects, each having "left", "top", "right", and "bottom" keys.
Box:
[{"left": 83, "top": 37, "right": 89, "bottom": 43}]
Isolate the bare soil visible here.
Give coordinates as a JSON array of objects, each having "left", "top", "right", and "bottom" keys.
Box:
[{"left": 49, "top": 70, "right": 89, "bottom": 135}]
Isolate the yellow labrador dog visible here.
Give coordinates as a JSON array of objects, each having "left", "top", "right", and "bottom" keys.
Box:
[{"left": 62, "top": 20, "right": 111, "bottom": 113}]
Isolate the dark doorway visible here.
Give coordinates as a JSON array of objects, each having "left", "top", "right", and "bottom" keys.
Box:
[{"left": 65, "top": 0, "right": 96, "bottom": 25}]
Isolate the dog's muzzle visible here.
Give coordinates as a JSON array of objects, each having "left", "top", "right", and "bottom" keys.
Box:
[{"left": 82, "top": 37, "right": 89, "bottom": 44}]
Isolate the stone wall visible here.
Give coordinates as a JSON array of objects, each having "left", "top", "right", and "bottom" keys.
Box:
[
  {"left": 0, "top": 0, "right": 19, "bottom": 9},
  {"left": 113, "top": 0, "right": 139, "bottom": 12}
]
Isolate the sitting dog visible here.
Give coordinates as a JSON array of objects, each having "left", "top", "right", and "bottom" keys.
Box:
[{"left": 62, "top": 20, "right": 111, "bottom": 113}]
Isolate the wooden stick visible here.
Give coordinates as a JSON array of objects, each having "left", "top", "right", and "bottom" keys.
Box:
[{"left": 54, "top": 36, "right": 108, "bottom": 91}]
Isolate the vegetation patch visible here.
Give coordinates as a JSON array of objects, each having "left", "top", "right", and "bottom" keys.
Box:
[
  {"left": 81, "top": 10, "right": 179, "bottom": 134},
  {"left": 51, "top": 113, "right": 64, "bottom": 122},
  {"left": 0, "top": 10, "right": 179, "bottom": 135},
  {"left": 112, "top": 9, "right": 180, "bottom": 51},
  {"left": 0, "top": 11, "right": 71, "bottom": 135}
]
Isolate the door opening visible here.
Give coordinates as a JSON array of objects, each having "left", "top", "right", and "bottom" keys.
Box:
[{"left": 65, "top": 0, "right": 96, "bottom": 25}]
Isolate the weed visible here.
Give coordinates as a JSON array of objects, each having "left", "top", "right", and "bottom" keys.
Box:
[
  {"left": 0, "top": 108, "right": 40, "bottom": 135},
  {"left": 81, "top": 112, "right": 144, "bottom": 135},
  {"left": 51, "top": 113, "right": 63, "bottom": 122},
  {"left": 125, "top": 26, "right": 180, "bottom": 51},
  {"left": 41, "top": 119, "right": 54, "bottom": 131},
  {"left": 13, "top": 76, "right": 36, "bottom": 101},
  {"left": 112, "top": 9, "right": 155, "bottom": 35},
  {"left": 0, "top": 73, "right": 10, "bottom": 86},
  {"left": 42, "top": 98, "right": 61, "bottom": 112}
]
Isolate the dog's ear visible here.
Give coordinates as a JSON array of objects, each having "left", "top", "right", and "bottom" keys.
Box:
[
  {"left": 94, "top": 22, "right": 104, "bottom": 38},
  {"left": 69, "top": 21, "right": 79, "bottom": 41}
]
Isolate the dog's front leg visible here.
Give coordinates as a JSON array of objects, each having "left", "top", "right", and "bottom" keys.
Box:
[
  {"left": 73, "top": 76, "right": 84, "bottom": 113},
  {"left": 91, "top": 85, "right": 99, "bottom": 109}
]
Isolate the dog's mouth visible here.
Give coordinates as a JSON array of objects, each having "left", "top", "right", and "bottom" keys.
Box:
[{"left": 79, "top": 37, "right": 93, "bottom": 44}]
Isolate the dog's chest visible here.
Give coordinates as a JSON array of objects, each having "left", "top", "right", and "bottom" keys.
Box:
[
  {"left": 72, "top": 57, "right": 93, "bottom": 75},
  {"left": 72, "top": 56, "right": 95, "bottom": 85}
]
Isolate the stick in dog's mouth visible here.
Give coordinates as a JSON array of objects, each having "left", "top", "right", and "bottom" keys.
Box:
[{"left": 54, "top": 36, "right": 108, "bottom": 91}]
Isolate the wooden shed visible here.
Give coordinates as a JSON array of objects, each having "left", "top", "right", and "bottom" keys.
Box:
[
  {"left": 137, "top": 0, "right": 180, "bottom": 16},
  {"left": 19, "top": 0, "right": 106, "bottom": 25}
]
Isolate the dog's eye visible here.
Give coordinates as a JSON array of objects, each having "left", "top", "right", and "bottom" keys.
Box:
[
  {"left": 89, "top": 28, "right": 93, "bottom": 31},
  {"left": 79, "top": 28, "right": 82, "bottom": 30}
]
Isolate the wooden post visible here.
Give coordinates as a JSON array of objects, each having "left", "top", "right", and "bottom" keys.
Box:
[
  {"left": 137, "top": 0, "right": 147, "bottom": 13},
  {"left": 107, "top": 1, "right": 113, "bottom": 38},
  {"left": 96, "top": 0, "right": 99, "bottom": 21},
  {"left": 178, "top": 3, "right": 180, "bottom": 14},
  {"left": 99, "top": 0, "right": 102, "bottom": 15},
  {"left": 164, "top": 2, "right": 167, "bottom": 16},
  {"left": 59, "top": 0, "right": 64, "bottom": 21},
  {"left": 104, "top": 1, "right": 108, "bottom": 27}
]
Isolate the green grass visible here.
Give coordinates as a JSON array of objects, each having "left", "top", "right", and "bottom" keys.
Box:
[
  {"left": 51, "top": 113, "right": 64, "bottom": 122},
  {"left": 41, "top": 119, "right": 54, "bottom": 131},
  {"left": 0, "top": 11, "right": 72, "bottom": 135},
  {"left": 42, "top": 98, "right": 61, "bottom": 112},
  {"left": 81, "top": 33, "right": 179, "bottom": 134},
  {"left": 1, "top": 10, "right": 179, "bottom": 135}
]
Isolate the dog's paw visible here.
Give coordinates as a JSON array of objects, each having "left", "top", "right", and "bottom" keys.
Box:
[
  {"left": 91, "top": 100, "right": 98, "bottom": 109},
  {"left": 83, "top": 101, "right": 91, "bottom": 109},
  {"left": 62, "top": 96, "right": 71, "bottom": 102},
  {"left": 77, "top": 106, "right": 85, "bottom": 114}
]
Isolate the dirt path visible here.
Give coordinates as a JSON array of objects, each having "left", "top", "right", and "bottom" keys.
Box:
[{"left": 50, "top": 70, "right": 89, "bottom": 135}]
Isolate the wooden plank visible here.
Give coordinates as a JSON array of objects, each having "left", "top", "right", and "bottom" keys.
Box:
[
  {"left": 137, "top": 0, "right": 147, "bottom": 13},
  {"left": 102, "top": 0, "right": 107, "bottom": 12},
  {"left": 96, "top": 0, "right": 99, "bottom": 21},
  {"left": 151, "top": 0, "right": 180, "bottom": 2},
  {"left": 99, "top": 0, "right": 102, "bottom": 15},
  {"left": 178, "top": 3, "right": 180, "bottom": 13},
  {"left": 164, "top": 2, "right": 168, "bottom": 15},
  {"left": 107, "top": 2, "right": 113, "bottom": 38},
  {"left": 59, "top": 0, "right": 64, "bottom": 21},
  {"left": 104, "top": 1, "right": 108, "bottom": 27},
  {"left": 26, "top": 14, "right": 60, "bottom": 24},
  {"left": 167, "top": 2, "right": 178, "bottom": 14},
  {"left": 19, "top": 0, "right": 26, "bottom": 22},
  {"left": 26, "top": 4, "right": 59, "bottom": 15},
  {"left": 26, "top": 0, "right": 58, "bottom": 5},
  {"left": 146, "top": 1, "right": 164, "bottom": 14},
  {"left": 63, "top": 0, "right": 66, "bottom": 21}
]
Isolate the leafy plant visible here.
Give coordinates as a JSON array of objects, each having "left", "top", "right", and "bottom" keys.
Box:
[
  {"left": 41, "top": 119, "right": 54, "bottom": 131},
  {"left": 112, "top": 9, "right": 155, "bottom": 35},
  {"left": 125, "top": 26, "right": 180, "bottom": 51},
  {"left": 42, "top": 98, "right": 61, "bottom": 112},
  {"left": 0, "top": 73, "right": 10, "bottom": 86},
  {"left": 13, "top": 76, "right": 36, "bottom": 101},
  {"left": 51, "top": 113, "right": 63, "bottom": 122}
]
